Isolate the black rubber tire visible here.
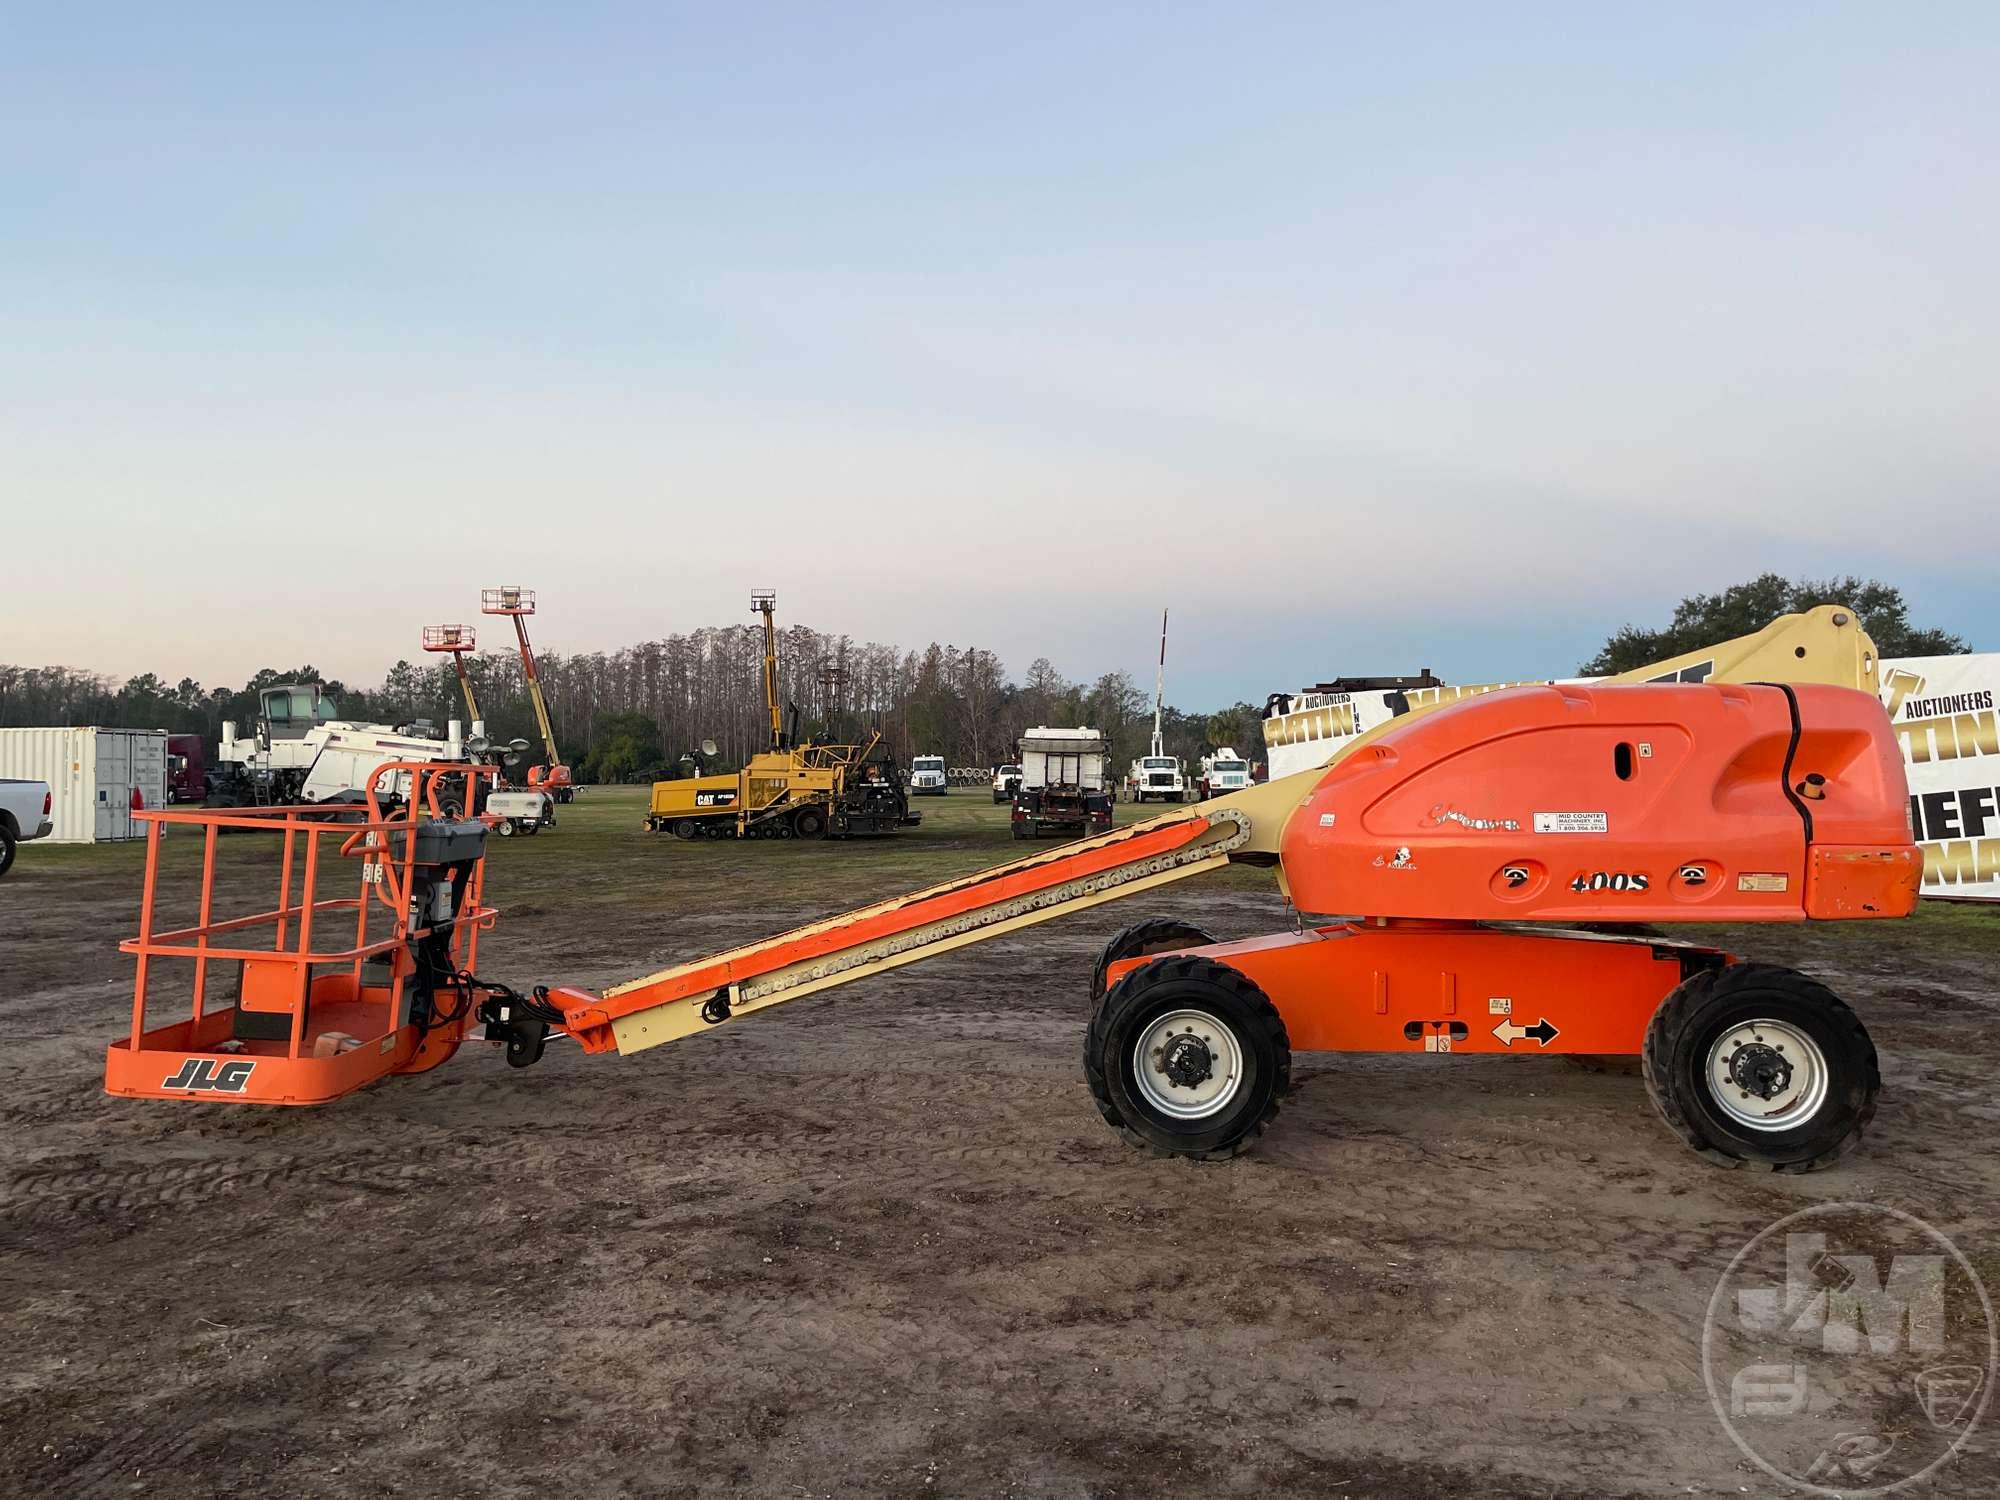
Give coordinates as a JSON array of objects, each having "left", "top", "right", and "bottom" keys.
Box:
[
  {"left": 793, "top": 807, "right": 827, "bottom": 839},
  {"left": 0, "top": 828, "right": 16, "bottom": 879},
  {"left": 671, "top": 818, "right": 699, "bottom": 841},
  {"left": 1085, "top": 955, "right": 1290, "bottom": 1159},
  {"left": 1642, "top": 962, "right": 1879, "bottom": 1172},
  {"left": 520, "top": 820, "right": 540, "bottom": 836},
  {"left": 496, "top": 819, "right": 515, "bottom": 837},
  {"left": 1089, "top": 917, "right": 1220, "bottom": 1004}
]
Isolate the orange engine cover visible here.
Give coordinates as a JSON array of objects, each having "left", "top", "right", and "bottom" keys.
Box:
[{"left": 1279, "top": 681, "right": 1920, "bottom": 924}]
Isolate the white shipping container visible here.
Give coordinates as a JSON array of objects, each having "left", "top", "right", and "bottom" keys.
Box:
[{"left": 0, "top": 728, "right": 170, "bottom": 843}]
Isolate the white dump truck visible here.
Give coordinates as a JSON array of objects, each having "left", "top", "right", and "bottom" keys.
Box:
[{"left": 1011, "top": 727, "right": 1113, "bottom": 839}]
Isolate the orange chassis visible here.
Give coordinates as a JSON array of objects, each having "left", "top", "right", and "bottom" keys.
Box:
[{"left": 1104, "top": 920, "right": 1717, "bottom": 1058}]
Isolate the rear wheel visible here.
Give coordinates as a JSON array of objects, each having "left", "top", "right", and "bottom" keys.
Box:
[
  {"left": 671, "top": 818, "right": 699, "bottom": 841},
  {"left": 1643, "top": 962, "right": 1878, "bottom": 1172},
  {"left": 1086, "top": 956, "right": 1290, "bottom": 1158},
  {"left": 496, "top": 819, "right": 516, "bottom": 838},
  {"left": 0, "top": 828, "right": 16, "bottom": 879},
  {"left": 794, "top": 806, "right": 826, "bottom": 839}
]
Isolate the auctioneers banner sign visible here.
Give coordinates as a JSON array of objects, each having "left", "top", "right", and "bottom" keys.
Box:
[
  {"left": 1264, "top": 653, "right": 2000, "bottom": 902},
  {"left": 1882, "top": 654, "right": 2000, "bottom": 902}
]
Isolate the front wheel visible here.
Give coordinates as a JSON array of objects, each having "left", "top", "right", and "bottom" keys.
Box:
[
  {"left": 1090, "top": 917, "right": 1220, "bottom": 1004},
  {"left": 793, "top": 806, "right": 826, "bottom": 839},
  {"left": 496, "top": 819, "right": 516, "bottom": 837},
  {"left": 1643, "top": 962, "right": 1879, "bottom": 1172},
  {"left": 1085, "top": 955, "right": 1290, "bottom": 1158}
]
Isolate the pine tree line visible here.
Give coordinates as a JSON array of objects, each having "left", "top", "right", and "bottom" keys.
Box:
[{"left": 1, "top": 625, "right": 1264, "bottom": 784}]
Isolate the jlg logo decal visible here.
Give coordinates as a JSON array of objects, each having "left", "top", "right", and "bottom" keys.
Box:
[
  {"left": 1570, "top": 871, "right": 1650, "bottom": 893},
  {"left": 162, "top": 1058, "right": 256, "bottom": 1093}
]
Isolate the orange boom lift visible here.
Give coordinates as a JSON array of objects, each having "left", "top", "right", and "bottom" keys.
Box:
[
  {"left": 421, "top": 623, "right": 482, "bottom": 726},
  {"left": 481, "top": 586, "right": 572, "bottom": 803},
  {"left": 105, "top": 608, "right": 1920, "bottom": 1170}
]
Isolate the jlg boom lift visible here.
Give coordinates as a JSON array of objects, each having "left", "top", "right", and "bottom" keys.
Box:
[
  {"left": 481, "top": 586, "right": 573, "bottom": 803},
  {"left": 106, "top": 607, "right": 1921, "bottom": 1172},
  {"left": 421, "top": 624, "right": 483, "bottom": 728}
]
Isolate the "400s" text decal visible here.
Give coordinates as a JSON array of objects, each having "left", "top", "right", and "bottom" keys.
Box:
[{"left": 1570, "top": 870, "right": 1650, "bottom": 893}]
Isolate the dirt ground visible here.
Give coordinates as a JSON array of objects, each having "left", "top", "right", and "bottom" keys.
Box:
[{"left": 3, "top": 789, "right": 1997, "bottom": 1497}]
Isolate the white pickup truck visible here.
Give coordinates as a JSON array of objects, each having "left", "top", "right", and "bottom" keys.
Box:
[
  {"left": 991, "top": 763, "right": 1023, "bottom": 804},
  {"left": 0, "top": 779, "right": 54, "bottom": 878}
]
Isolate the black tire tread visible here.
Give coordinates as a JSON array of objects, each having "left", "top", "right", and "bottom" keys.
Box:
[
  {"left": 1642, "top": 961, "right": 1878, "bottom": 1173},
  {"left": 1084, "top": 954, "right": 1290, "bottom": 1159},
  {"left": 1089, "top": 917, "right": 1221, "bottom": 1003}
]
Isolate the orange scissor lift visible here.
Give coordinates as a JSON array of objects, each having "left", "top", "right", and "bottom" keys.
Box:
[{"left": 106, "top": 608, "right": 1922, "bottom": 1170}]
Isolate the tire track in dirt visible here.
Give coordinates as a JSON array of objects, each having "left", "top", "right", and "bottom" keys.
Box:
[{"left": 0, "top": 1141, "right": 490, "bottom": 1230}]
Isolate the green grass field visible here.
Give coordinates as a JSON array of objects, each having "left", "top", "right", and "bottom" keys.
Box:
[{"left": 18, "top": 784, "right": 1993, "bottom": 961}]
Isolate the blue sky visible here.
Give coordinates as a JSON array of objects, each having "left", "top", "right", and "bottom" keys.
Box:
[{"left": 2, "top": 4, "right": 1993, "bottom": 706}]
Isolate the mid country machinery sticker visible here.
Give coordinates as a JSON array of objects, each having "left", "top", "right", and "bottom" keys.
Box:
[{"left": 1534, "top": 810, "right": 1609, "bottom": 834}]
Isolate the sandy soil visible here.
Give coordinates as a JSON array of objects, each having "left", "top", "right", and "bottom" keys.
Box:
[{"left": 3, "top": 823, "right": 1998, "bottom": 1497}]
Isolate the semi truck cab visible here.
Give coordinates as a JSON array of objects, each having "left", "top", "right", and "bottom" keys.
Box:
[{"left": 910, "top": 755, "right": 948, "bottom": 796}]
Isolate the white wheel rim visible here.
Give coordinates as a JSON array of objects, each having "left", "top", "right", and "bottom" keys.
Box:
[
  {"left": 1704, "top": 1019, "right": 1830, "bottom": 1131},
  {"left": 1132, "top": 1008, "right": 1244, "bottom": 1120}
]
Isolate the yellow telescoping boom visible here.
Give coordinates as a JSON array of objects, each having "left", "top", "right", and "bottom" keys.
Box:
[{"left": 556, "top": 606, "right": 1883, "bottom": 1054}]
